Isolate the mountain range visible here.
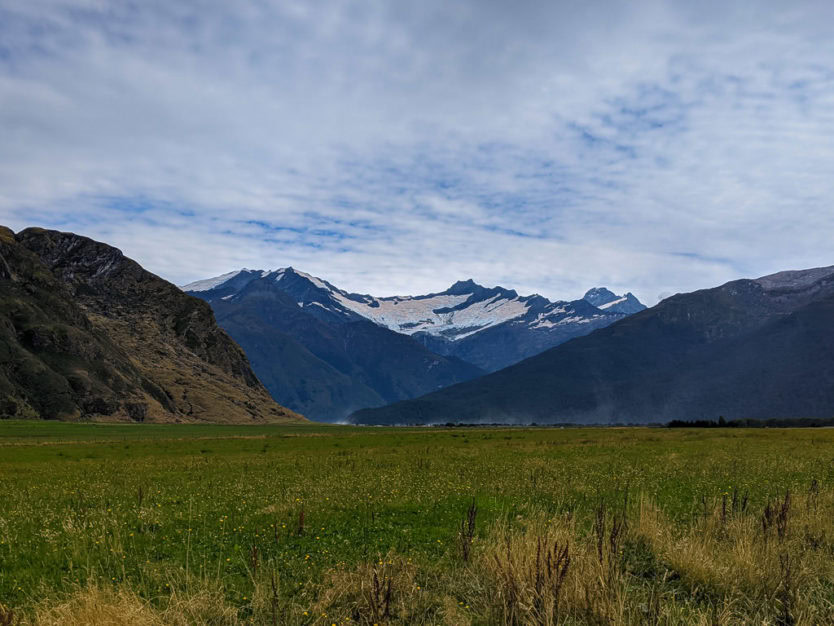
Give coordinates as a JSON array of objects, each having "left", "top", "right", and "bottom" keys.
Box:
[
  {"left": 5, "top": 225, "right": 833, "bottom": 427},
  {"left": 184, "top": 269, "right": 644, "bottom": 420},
  {"left": 350, "top": 265, "right": 834, "bottom": 425},
  {"left": 0, "top": 226, "right": 300, "bottom": 423}
]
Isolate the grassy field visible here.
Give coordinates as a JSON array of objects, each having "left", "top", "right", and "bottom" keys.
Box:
[{"left": 1, "top": 422, "right": 833, "bottom": 624}]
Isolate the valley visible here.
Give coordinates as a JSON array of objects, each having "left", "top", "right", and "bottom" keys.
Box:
[
  {"left": 3, "top": 3, "right": 831, "bottom": 624},
  {"left": 2, "top": 226, "right": 834, "bottom": 626}
]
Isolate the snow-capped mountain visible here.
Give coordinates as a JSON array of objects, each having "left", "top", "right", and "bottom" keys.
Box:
[
  {"left": 186, "top": 270, "right": 534, "bottom": 335},
  {"left": 182, "top": 269, "right": 486, "bottom": 421},
  {"left": 183, "top": 268, "right": 646, "bottom": 372}
]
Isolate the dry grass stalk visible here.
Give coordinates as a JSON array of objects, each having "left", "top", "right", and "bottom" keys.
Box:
[
  {"left": 296, "top": 504, "right": 305, "bottom": 536},
  {"left": 368, "top": 570, "right": 393, "bottom": 622},
  {"left": 270, "top": 569, "right": 280, "bottom": 626},
  {"left": 310, "top": 553, "right": 438, "bottom": 624},
  {"left": 481, "top": 516, "right": 583, "bottom": 625},
  {"left": 0, "top": 604, "right": 16, "bottom": 626},
  {"left": 459, "top": 499, "right": 478, "bottom": 563}
]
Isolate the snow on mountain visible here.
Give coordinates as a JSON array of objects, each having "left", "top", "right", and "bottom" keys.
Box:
[
  {"left": 181, "top": 269, "right": 272, "bottom": 293},
  {"left": 597, "top": 297, "right": 627, "bottom": 310},
  {"left": 182, "top": 268, "right": 645, "bottom": 342},
  {"left": 181, "top": 270, "right": 246, "bottom": 292},
  {"left": 332, "top": 290, "right": 532, "bottom": 339}
]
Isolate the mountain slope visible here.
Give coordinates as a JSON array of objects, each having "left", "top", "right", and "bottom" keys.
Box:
[
  {"left": 349, "top": 266, "right": 834, "bottom": 425},
  {"left": 0, "top": 226, "right": 300, "bottom": 423},
  {"left": 188, "top": 271, "right": 484, "bottom": 421}
]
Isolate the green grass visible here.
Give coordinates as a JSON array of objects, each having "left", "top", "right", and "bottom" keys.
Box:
[{"left": 1, "top": 421, "right": 833, "bottom": 624}]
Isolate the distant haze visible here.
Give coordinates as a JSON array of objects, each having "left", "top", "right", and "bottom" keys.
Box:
[{"left": 1, "top": 1, "right": 833, "bottom": 304}]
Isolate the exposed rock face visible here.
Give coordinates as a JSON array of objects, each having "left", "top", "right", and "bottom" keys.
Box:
[{"left": 0, "top": 226, "right": 301, "bottom": 423}]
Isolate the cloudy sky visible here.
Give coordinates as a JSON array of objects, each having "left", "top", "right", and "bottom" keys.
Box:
[{"left": 1, "top": 0, "right": 833, "bottom": 303}]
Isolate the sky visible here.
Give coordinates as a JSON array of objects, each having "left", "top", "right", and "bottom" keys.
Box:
[{"left": 1, "top": 1, "right": 833, "bottom": 304}]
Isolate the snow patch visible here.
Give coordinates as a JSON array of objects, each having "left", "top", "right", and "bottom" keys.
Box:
[
  {"left": 331, "top": 291, "right": 530, "bottom": 339},
  {"left": 598, "top": 296, "right": 627, "bottom": 310},
  {"left": 181, "top": 270, "right": 243, "bottom": 292}
]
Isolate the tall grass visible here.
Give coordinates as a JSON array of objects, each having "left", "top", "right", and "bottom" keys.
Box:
[
  {"left": 18, "top": 486, "right": 833, "bottom": 624},
  {"left": 307, "top": 485, "right": 834, "bottom": 624}
]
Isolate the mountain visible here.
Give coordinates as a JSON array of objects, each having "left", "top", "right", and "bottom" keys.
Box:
[
  {"left": 0, "top": 226, "right": 301, "bottom": 423},
  {"left": 349, "top": 265, "right": 834, "bottom": 425},
  {"left": 185, "top": 270, "right": 644, "bottom": 373},
  {"left": 185, "top": 269, "right": 484, "bottom": 421}
]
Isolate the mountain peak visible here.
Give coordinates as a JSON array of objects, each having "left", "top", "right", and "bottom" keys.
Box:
[
  {"left": 583, "top": 287, "right": 646, "bottom": 315},
  {"left": 445, "top": 279, "right": 484, "bottom": 295},
  {"left": 273, "top": 267, "right": 333, "bottom": 292},
  {"left": 583, "top": 287, "right": 618, "bottom": 306}
]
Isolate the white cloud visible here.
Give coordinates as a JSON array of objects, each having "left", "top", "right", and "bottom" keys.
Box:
[{"left": 1, "top": 0, "right": 833, "bottom": 303}]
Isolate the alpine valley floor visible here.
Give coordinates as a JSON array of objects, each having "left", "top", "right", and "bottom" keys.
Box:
[{"left": 1, "top": 421, "right": 833, "bottom": 625}]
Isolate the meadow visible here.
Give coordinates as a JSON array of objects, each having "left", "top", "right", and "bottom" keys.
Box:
[{"left": 1, "top": 421, "right": 833, "bottom": 624}]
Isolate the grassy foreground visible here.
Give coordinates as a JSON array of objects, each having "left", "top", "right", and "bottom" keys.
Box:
[{"left": 1, "top": 422, "right": 833, "bottom": 624}]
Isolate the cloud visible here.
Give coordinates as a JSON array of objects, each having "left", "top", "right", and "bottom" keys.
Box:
[{"left": 1, "top": 0, "right": 833, "bottom": 303}]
